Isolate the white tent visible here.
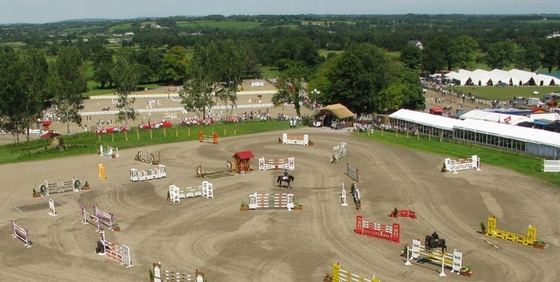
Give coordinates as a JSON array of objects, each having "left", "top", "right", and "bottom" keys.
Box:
[
  {"left": 460, "top": 110, "right": 531, "bottom": 125},
  {"left": 443, "top": 69, "right": 560, "bottom": 86},
  {"left": 389, "top": 109, "right": 460, "bottom": 131}
]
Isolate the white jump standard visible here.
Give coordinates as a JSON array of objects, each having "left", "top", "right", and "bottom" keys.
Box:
[
  {"left": 405, "top": 238, "right": 463, "bottom": 277},
  {"left": 258, "top": 157, "right": 295, "bottom": 171},
  {"left": 48, "top": 198, "right": 57, "bottom": 216},
  {"left": 443, "top": 155, "right": 481, "bottom": 174},
  {"left": 37, "top": 177, "right": 82, "bottom": 196},
  {"left": 130, "top": 164, "right": 167, "bottom": 181},
  {"left": 282, "top": 133, "right": 309, "bottom": 146},
  {"left": 11, "top": 220, "right": 32, "bottom": 248},
  {"left": 248, "top": 192, "right": 295, "bottom": 211},
  {"left": 169, "top": 181, "right": 214, "bottom": 203},
  {"left": 99, "top": 144, "right": 119, "bottom": 158}
]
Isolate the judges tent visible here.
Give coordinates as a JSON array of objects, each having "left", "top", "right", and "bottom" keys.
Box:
[{"left": 314, "top": 103, "right": 355, "bottom": 127}]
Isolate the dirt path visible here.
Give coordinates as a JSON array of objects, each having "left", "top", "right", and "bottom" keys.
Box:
[{"left": 0, "top": 127, "right": 559, "bottom": 281}]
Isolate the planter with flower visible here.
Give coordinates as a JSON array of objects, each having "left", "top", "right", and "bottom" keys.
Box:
[
  {"left": 400, "top": 244, "right": 411, "bottom": 257},
  {"left": 308, "top": 140, "right": 314, "bottom": 146},
  {"left": 82, "top": 181, "right": 90, "bottom": 190},
  {"left": 278, "top": 137, "right": 282, "bottom": 144},
  {"left": 33, "top": 189, "right": 41, "bottom": 198},
  {"left": 533, "top": 238, "right": 546, "bottom": 249},
  {"left": 113, "top": 222, "right": 121, "bottom": 232},
  {"left": 240, "top": 201, "right": 249, "bottom": 211},
  {"left": 294, "top": 201, "right": 303, "bottom": 210},
  {"left": 331, "top": 155, "right": 337, "bottom": 164},
  {"left": 167, "top": 191, "right": 171, "bottom": 202},
  {"left": 323, "top": 273, "right": 333, "bottom": 282},
  {"left": 356, "top": 199, "right": 361, "bottom": 210},
  {"left": 460, "top": 263, "right": 473, "bottom": 277}
]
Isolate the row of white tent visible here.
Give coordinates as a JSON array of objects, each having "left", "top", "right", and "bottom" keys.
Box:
[
  {"left": 389, "top": 109, "right": 560, "bottom": 149},
  {"left": 443, "top": 69, "right": 560, "bottom": 86}
]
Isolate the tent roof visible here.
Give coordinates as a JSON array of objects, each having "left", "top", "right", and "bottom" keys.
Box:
[
  {"left": 233, "top": 151, "right": 254, "bottom": 160},
  {"left": 459, "top": 110, "right": 531, "bottom": 125},
  {"left": 314, "top": 103, "right": 354, "bottom": 119},
  {"left": 389, "top": 109, "right": 461, "bottom": 131},
  {"left": 454, "top": 119, "right": 560, "bottom": 147}
]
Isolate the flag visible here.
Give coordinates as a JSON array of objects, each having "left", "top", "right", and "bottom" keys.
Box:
[{"left": 504, "top": 116, "right": 512, "bottom": 123}]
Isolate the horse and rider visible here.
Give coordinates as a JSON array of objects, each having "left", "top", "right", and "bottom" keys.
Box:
[
  {"left": 425, "top": 231, "right": 447, "bottom": 252},
  {"left": 276, "top": 169, "right": 294, "bottom": 189}
]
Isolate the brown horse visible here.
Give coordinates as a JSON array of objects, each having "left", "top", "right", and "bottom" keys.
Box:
[{"left": 276, "top": 175, "right": 294, "bottom": 189}]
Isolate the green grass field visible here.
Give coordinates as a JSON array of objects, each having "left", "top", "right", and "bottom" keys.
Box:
[
  {"left": 260, "top": 66, "right": 280, "bottom": 79},
  {"left": 359, "top": 130, "right": 560, "bottom": 188},
  {"left": 181, "top": 20, "right": 261, "bottom": 29}
]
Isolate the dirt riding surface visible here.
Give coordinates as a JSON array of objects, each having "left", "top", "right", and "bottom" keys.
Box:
[
  {"left": 0, "top": 84, "right": 559, "bottom": 281},
  {"left": 1, "top": 123, "right": 559, "bottom": 281}
]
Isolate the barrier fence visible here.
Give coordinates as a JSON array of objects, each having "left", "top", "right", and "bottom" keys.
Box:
[
  {"left": 486, "top": 216, "right": 537, "bottom": 247},
  {"left": 11, "top": 220, "right": 32, "bottom": 248},
  {"left": 405, "top": 239, "right": 463, "bottom": 277},
  {"left": 443, "top": 155, "right": 481, "bottom": 174},
  {"left": 355, "top": 215, "right": 400, "bottom": 243},
  {"left": 258, "top": 156, "right": 295, "bottom": 171},
  {"left": 543, "top": 160, "right": 560, "bottom": 172},
  {"left": 346, "top": 162, "right": 360, "bottom": 182},
  {"left": 330, "top": 263, "right": 381, "bottom": 282},
  {"left": 152, "top": 262, "right": 205, "bottom": 282},
  {"left": 248, "top": 192, "right": 295, "bottom": 211}
]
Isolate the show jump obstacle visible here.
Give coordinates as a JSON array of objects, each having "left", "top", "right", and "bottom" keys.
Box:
[
  {"left": 485, "top": 216, "right": 537, "bottom": 247},
  {"left": 388, "top": 208, "right": 417, "bottom": 219},
  {"left": 331, "top": 142, "right": 348, "bottom": 163},
  {"left": 340, "top": 183, "right": 349, "bottom": 206},
  {"left": 258, "top": 157, "right": 295, "bottom": 171},
  {"left": 134, "top": 149, "right": 160, "bottom": 165},
  {"left": 169, "top": 181, "right": 214, "bottom": 203},
  {"left": 543, "top": 160, "right": 560, "bottom": 172},
  {"left": 355, "top": 215, "right": 400, "bottom": 243},
  {"left": 443, "top": 155, "right": 481, "bottom": 174},
  {"left": 98, "top": 231, "right": 132, "bottom": 267},
  {"left": 248, "top": 192, "right": 295, "bottom": 211},
  {"left": 130, "top": 164, "right": 167, "bottom": 182},
  {"left": 82, "top": 205, "right": 116, "bottom": 232},
  {"left": 38, "top": 177, "right": 82, "bottom": 196},
  {"left": 405, "top": 239, "right": 463, "bottom": 277},
  {"left": 99, "top": 144, "right": 119, "bottom": 158},
  {"left": 346, "top": 162, "right": 360, "bottom": 182},
  {"left": 11, "top": 220, "right": 32, "bottom": 248},
  {"left": 199, "top": 130, "right": 218, "bottom": 144},
  {"left": 195, "top": 161, "right": 233, "bottom": 178},
  {"left": 330, "top": 263, "right": 381, "bottom": 282},
  {"left": 152, "top": 262, "right": 205, "bottom": 282},
  {"left": 48, "top": 199, "right": 57, "bottom": 216},
  {"left": 282, "top": 133, "right": 309, "bottom": 146}
]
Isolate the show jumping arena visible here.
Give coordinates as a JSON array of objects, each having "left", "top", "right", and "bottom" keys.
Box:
[{"left": 2, "top": 128, "right": 560, "bottom": 281}]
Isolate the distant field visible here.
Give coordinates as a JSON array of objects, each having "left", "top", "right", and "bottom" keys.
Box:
[
  {"left": 0, "top": 42, "right": 25, "bottom": 47},
  {"left": 109, "top": 23, "right": 133, "bottom": 32},
  {"left": 448, "top": 86, "right": 560, "bottom": 101},
  {"left": 260, "top": 66, "right": 280, "bottom": 79},
  {"left": 522, "top": 19, "right": 560, "bottom": 24},
  {"left": 181, "top": 20, "right": 262, "bottom": 29}
]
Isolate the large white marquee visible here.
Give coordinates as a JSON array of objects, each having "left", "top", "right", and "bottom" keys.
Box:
[{"left": 444, "top": 69, "right": 560, "bottom": 86}]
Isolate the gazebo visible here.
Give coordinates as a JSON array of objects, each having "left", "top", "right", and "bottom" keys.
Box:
[
  {"left": 232, "top": 151, "right": 255, "bottom": 174},
  {"left": 313, "top": 103, "right": 355, "bottom": 128}
]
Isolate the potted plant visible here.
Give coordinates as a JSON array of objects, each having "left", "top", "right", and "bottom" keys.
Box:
[
  {"left": 480, "top": 222, "right": 486, "bottom": 234},
  {"left": 111, "top": 153, "right": 116, "bottom": 159},
  {"left": 294, "top": 201, "right": 303, "bottom": 210},
  {"left": 82, "top": 181, "right": 90, "bottom": 190},
  {"left": 149, "top": 269, "right": 154, "bottom": 282},
  {"left": 323, "top": 273, "right": 333, "bottom": 282},
  {"left": 308, "top": 140, "right": 314, "bottom": 146},
  {"left": 33, "top": 189, "right": 41, "bottom": 198},
  {"left": 278, "top": 137, "right": 282, "bottom": 144},
  {"left": 533, "top": 238, "right": 546, "bottom": 249},
  {"left": 392, "top": 208, "right": 399, "bottom": 218},
  {"left": 331, "top": 155, "right": 337, "bottom": 163},
  {"left": 240, "top": 201, "right": 249, "bottom": 211},
  {"left": 441, "top": 162, "right": 447, "bottom": 172},
  {"left": 356, "top": 199, "right": 361, "bottom": 210},
  {"left": 400, "top": 244, "right": 410, "bottom": 257},
  {"left": 460, "top": 263, "right": 473, "bottom": 277},
  {"left": 113, "top": 222, "right": 121, "bottom": 232},
  {"left": 167, "top": 191, "right": 171, "bottom": 202}
]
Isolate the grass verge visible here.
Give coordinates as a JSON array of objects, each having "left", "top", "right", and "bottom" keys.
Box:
[{"left": 357, "top": 129, "right": 559, "bottom": 188}]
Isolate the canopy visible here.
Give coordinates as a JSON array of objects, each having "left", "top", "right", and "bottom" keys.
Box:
[
  {"left": 314, "top": 103, "right": 354, "bottom": 119},
  {"left": 233, "top": 151, "right": 254, "bottom": 160}
]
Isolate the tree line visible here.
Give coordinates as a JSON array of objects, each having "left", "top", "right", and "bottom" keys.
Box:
[{"left": 1, "top": 14, "right": 560, "bottom": 142}]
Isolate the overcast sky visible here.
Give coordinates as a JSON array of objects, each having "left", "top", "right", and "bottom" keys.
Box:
[{"left": 1, "top": 0, "right": 559, "bottom": 24}]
